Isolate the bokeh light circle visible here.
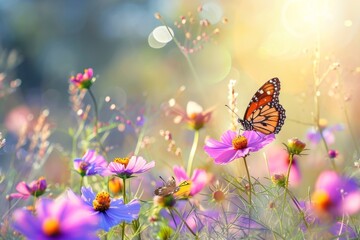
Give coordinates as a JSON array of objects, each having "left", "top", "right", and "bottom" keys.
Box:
[{"left": 152, "top": 26, "right": 174, "bottom": 43}]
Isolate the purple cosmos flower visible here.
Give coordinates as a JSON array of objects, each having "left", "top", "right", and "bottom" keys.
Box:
[
  {"left": 267, "top": 147, "right": 301, "bottom": 186},
  {"left": 306, "top": 124, "right": 344, "bottom": 145},
  {"left": 173, "top": 166, "right": 208, "bottom": 196},
  {"left": 69, "top": 68, "right": 94, "bottom": 89},
  {"left": 103, "top": 155, "right": 155, "bottom": 179},
  {"left": 12, "top": 195, "right": 98, "bottom": 240},
  {"left": 9, "top": 177, "right": 47, "bottom": 200},
  {"left": 81, "top": 187, "right": 140, "bottom": 231},
  {"left": 204, "top": 130, "right": 275, "bottom": 164},
  {"left": 311, "top": 171, "right": 360, "bottom": 217},
  {"left": 73, "top": 150, "right": 107, "bottom": 177}
]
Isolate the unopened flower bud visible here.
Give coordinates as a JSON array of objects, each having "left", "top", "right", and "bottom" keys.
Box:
[{"left": 286, "top": 138, "right": 306, "bottom": 155}]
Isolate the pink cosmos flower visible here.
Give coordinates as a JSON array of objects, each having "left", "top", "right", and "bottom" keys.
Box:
[
  {"left": 204, "top": 130, "right": 275, "bottom": 164},
  {"left": 12, "top": 194, "right": 98, "bottom": 239},
  {"left": 103, "top": 156, "right": 155, "bottom": 179},
  {"left": 267, "top": 147, "right": 301, "bottom": 186},
  {"left": 69, "top": 68, "right": 94, "bottom": 89},
  {"left": 173, "top": 166, "right": 208, "bottom": 196},
  {"left": 9, "top": 177, "right": 47, "bottom": 200},
  {"left": 73, "top": 150, "right": 107, "bottom": 177},
  {"left": 311, "top": 171, "right": 360, "bottom": 217},
  {"left": 165, "top": 100, "right": 213, "bottom": 130}
]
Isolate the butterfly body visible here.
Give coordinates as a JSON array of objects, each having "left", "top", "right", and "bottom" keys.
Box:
[{"left": 238, "top": 78, "right": 286, "bottom": 135}]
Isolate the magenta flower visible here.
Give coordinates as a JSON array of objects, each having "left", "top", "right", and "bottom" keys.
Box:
[
  {"left": 69, "top": 68, "right": 94, "bottom": 89},
  {"left": 204, "top": 130, "right": 275, "bottom": 164},
  {"left": 306, "top": 123, "right": 344, "bottom": 145},
  {"left": 103, "top": 156, "right": 155, "bottom": 179},
  {"left": 12, "top": 195, "right": 98, "bottom": 239},
  {"left": 81, "top": 187, "right": 140, "bottom": 231},
  {"left": 311, "top": 171, "right": 360, "bottom": 217},
  {"left": 267, "top": 147, "right": 301, "bottom": 186},
  {"left": 73, "top": 150, "right": 107, "bottom": 177},
  {"left": 173, "top": 166, "right": 208, "bottom": 196},
  {"left": 9, "top": 177, "right": 47, "bottom": 200}
]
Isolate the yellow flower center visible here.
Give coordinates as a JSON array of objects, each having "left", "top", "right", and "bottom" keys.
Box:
[
  {"left": 93, "top": 191, "right": 111, "bottom": 212},
  {"left": 312, "top": 190, "right": 332, "bottom": 212},
  {"left": 42, "top": 218, "right": 60, "bottom": 236},
  {"left": 113, "top": 157, "right": 130, "bottom": 167},
  {"left": 232, "top": 136, "right": 248, "bottom": 150}
]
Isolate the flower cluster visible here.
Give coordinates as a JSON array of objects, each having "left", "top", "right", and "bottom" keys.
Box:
[{"left": 69, "top": 68, "right": 94, "bottom": 89}]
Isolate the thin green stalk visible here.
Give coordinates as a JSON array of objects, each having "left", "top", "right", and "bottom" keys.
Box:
[
  {"left": 88, "top": 89, "right": 99, "bottom": 142},
  {"left": 242, "top": 156, "right": 252, "bottom": 237},
  {"left": 288, "top": 190, "right": 309, "bottom": 229},
  {"left": 122, "top": 178, "right": 127, "bottom": 240},
  {"left": 172, "top": 208, "right": 197, "bottom": 238},
  {"left": 187, "top": 130, "right": 199, "bottom": 176},
  {"left": 284, "top": 154, "right": 294, "bottom": 189},
  {"left": 242, "top": 157, "right": 252, "bottom": 206},
  {"left": 282, "top": 153, "right": 294, "bottom": 215},
  {"left": 134, "top": 126, "right": 145, "bottom": 156},
  {"left": 79, "top": 176, "right": 83, "bottom": 194},
  {"left": 88, "top": 88, "right": 107, "bottom": 156}
]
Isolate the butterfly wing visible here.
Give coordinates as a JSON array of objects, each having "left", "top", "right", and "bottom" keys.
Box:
[
  {"left": 154, "top": 177, "right": 178, "bottom": 196},
  {"left": 173, "top": 180, "right": 192, "bottom": 198},
  {"left": 242, "top": 78, "right": 286, "bottom": 134}
]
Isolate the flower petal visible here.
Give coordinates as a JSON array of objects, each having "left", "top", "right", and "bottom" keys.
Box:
[
  {"left": 190, "top": 169, "right": 208, "bottom": 196},
  {"left": 220, "top": 130, "right": 237, "bottom": 145},
  {"left": 173, "top": 166, "right": 188, "bottom": 182}
]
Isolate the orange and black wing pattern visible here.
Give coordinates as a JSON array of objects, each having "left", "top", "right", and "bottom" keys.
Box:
[{"left": 242, "top": 78, "right": 286, "bottom": 134}]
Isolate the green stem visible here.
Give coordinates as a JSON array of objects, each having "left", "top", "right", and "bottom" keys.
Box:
[
  {"left": 134, "top": 127, "right": 145, "bottom": 156},
  {"left": 88, "top": 89, "right": 99, "bottom": 141},
  {"left": 243, "top": 156, "right": 252, "bottom": 237},
  {"left": 282, "top": 153, "right": 294, "bottom": 214},
  {"left": 243, "top": 157, "right": 252, "bottom": 206},
  {"left": 187, "top": 130, "right": 199, "bottom": 176},
  {"left": 79, "top": 176, "right": 83, "bottom": 194},
  {"left": 88, "top": 88, "right": 107, "bottom": 156},
  {"left": 122, "top": 178, "right": 127, "bottom": 240},
  {"left": 284, "top": 154, "right": 293, "bottom": 189},
  {"left": 172, "top": 208, "right": 197, "bottom": 237},
  {"left": 288, "top": 190, "right": 309, "bottom": 229}
]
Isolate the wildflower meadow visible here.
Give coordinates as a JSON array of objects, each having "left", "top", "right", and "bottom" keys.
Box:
[{"left": 1, "top": 1, "right": 360, "bottom": 239}]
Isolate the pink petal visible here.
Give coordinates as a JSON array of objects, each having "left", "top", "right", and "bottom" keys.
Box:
[
  {"left": 214, "top": 149, "right": 238, "bottom": 164},
  {"left": 127, "top": 156, "right": 146, "bottom": 172},
  {"left": 108, "top": 162, "right": 126, "bottom": 174},
  {"left": 190, "top": 169, "right": 208, "bottom": 196},
  {"left": 15, "top": 182, "right": 31, "bottom": 195},
  {"left": 220, "top": 130, "right": 237, "bottom": 145},
  {"left": 173, "top": 166, "right": 188, "bottom": 182}
]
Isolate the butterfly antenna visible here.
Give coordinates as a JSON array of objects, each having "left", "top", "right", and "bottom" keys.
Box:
[
  {"left": 225, "top": 104, "right": 242, "bottom": 120},
  {"left": 159, "top": 176, "right": 166, "bottom": 183}
]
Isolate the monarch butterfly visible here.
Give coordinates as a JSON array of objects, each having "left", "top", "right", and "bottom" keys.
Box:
[
  {"left": 237, "top": 78, "right": 286, "bottom": 135},
  {"left": 154, "top": 176, "right": 191, "bottom": 197}
]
